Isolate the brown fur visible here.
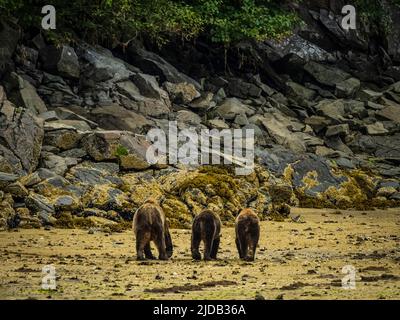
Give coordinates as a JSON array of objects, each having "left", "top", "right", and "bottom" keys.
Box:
[
  {"left": 235, "top": 208, "right": 260, "bottom": 261},
  {"left": 191, "top": 210, "right": 221, "bottom": 261},
  {"left": 132, "top": 199, "right": 173, "bottom": 260}
]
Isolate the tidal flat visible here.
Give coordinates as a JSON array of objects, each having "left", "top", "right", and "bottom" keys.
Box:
[{"left": 0, "top": 208, "right": 399, "bottom": 300}]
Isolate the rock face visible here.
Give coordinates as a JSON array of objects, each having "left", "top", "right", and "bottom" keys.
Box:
[
  {"left": 4, "top": 72, "right": 47, "bottom": 114},
  {"left": 40, "top": 45, "right": 80, "bottom": 79},
  {"left": 0, "top": 99, "right": 44, "bottom": 174},
  {"left": 1, "top": 12, "right": 400, "bottom": 230}
]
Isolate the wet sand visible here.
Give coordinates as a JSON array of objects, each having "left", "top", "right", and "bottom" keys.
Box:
[{"left": 0, "top": 208, "right": 399, "bottom": 300}]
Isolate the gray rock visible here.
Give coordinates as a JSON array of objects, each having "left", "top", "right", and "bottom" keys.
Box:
[
  {"left": 286, "top": 81, "right": 316, "bottom": 101},
  {"left": 44, "top": 127, "right": 82, "bottom": 150},
  {"left": 358, "top": 89, "right": 383, "bottom": 102},
  {"left": 215, "top": 98, "right": 255, "bottom": 120},
  {"left": 348, "top": 133, "right": 400, "bottom": 159},
  {"left": 118, "top": 134, "right": 152, "bottom": 170},
  {"left": 366, "top": 101, "right": 385, "bottom": 110},
  {"left": 90, "top": 104, "right": 154, "bottom": 134},
  {"left": 267, "top": 34, "right": 335, "bottom": 62},
  {"left": 234, "top": 114, "right": 249, "bottom": 126},
  {"left": 131, "top": 73, "right": 171, "bottom": 104},
  {"left": 0, "top": 172, "right": 19, "bottom": 189},
  {"left": 325, "top": 136, "right": 353, "bottom": 155},
  {"left": 163, "top": 82, "right": 200, "bottom": 104},
  {"left": 335, "top": 77, "right": 360, "bottom": 98},
  {"left": 15, "top": 44, "right": 38, "bottom": 70},
  {"left": 40, "top": 45, "right": 80, "bottom": 79},
  {"left": 227, "top": 78, "right": 262, "bottom": 99},
  {"left": 4, "top": 72, "right": 47, "bottom": 114},
  {"left": 41, "top": 152, "right": 78, "bottom": 176},
  {"left": 25, "top": 193, "right": 54, "bottom": 214},
  {"left": 38, "top": 210, "right": 56, "bottom": 225},
  {"left": 0, "top": 102, "right": 44, "bottom": 173},
  {"left": 325, "top": 124, "right": 350, "bottom": 137},
  {"left": 54, "top": 195, "right": 78, "bottom": 211},
  {"left": 259, "top": 112, "right": 307, "bottom": 153},
  {"left": 207, "top": 118, "right": 230, "bottom": 129},
  {"left": 80, "top": 45, "right": 135, "bottom": 83},
  {"left": 0, "top": 144, "right": 23, "bottom": 174},
  {"left": 128, "top": 45, "right": 200, "bottom": 89},
  {"left": 5, "top": 181, "right": 28, "bottom": 198},
  {"left": 304, "top": 116, "right": 332, "bottom": 133},
  {"left": 67, "top": 165, "right": 110, "bottom": 185},
  {"left": 304, "top": 61, "right": 350, "bottom": 87},
  {"left": 82, "top": 131, "right": 121, "bottom": 162},
  {"left": 291, "top": 155, "right": 347, "bottom": 194},
  {"left": 314, "top": 99, "right": 346, "bottom": 123},
  {"left": 55, "top": 107, "right": 98, "bottom": 129},
  {"left": 189, "top": 92, "right": 214, "bottom": 110},
  {"left": 59, "top": 148, "right": 87, "bottom": 158},
  {"left": 344, "top": 100, "right": 367, "bottom": 119},
  {"left": 364, "top": 122, "right": 389, "bottom": 135},
  {"left": 376, "top": 105, "right": 400, "bottom": 123},
  {"left": 176, "top": 110, "right": 202, "bottom": 128}
]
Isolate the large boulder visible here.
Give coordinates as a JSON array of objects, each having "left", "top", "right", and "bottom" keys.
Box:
[
  {"left": 163, "top": 82, "right": 200, "bottom": 104},
  {"left": 4, "top": 72, "right": 47, "bottom": 114},
  {"left": 0, "top": 100, "right": 44, "bottom": 174},
  {"left": 304, "top": 61, "right": 351, "bottom": 87},
  {"left": 116, "top": 79, "right": 171, "bottom": 118},
  {"left": 267, "top": 34, "right": 336, "bottom": 62},
  {"left": 292, "top": 157, "right": 347, "bottom": 195},
  {"left": 0, "top": 172, "right": 19, "bottom": 189},
  {"left": 25, "top": 192, "right": 55, "bottom": 214},
  {"left": 128, "top": 45, "right": 200, "bottom": 89},
  {"left": 349, "top": 133, "right": 400, "bottom": 160},
  {"left": 43, "top": 122, "right": 83, "bottom": 150},
  {"left": 79, "top": 45, "right": 136, "bottom": 84},
  {"left": 286, "top": 81, "right": 316, "bottom": 101},
  {"left": 40, "top": 45, "right": 80, "bottom": 79},
  {"left": 89, "top": 104, "right": 154, "bottom": 134},
  {"left": 226, "top": 78, "right": 262, "bottom": 99},
  {"left": 38, "top": 72, "right": 83, "bottom": 107},
  {"left": 215, "top": 98, "right": 255, "bottom": 120},
  {"left": 82, "top": 131, "right": 152, "bottom": 170},
  {"left": 376, "top": 105, "right": 400, "bottom": 123},
  {"left": 314, "top": 99, "right": 346, "bottom": 123},
  {"left": 259, "top": 112, "right": 307, "bottom": 153}
]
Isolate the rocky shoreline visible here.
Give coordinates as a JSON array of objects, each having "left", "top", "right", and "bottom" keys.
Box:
[{"left": 1, "top": 2, "right": 400, "bottom": 231}]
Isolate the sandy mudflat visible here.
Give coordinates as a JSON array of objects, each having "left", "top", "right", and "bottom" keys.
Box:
[{"left": 0, "top": 208, "right": 399, "bottom": 300}]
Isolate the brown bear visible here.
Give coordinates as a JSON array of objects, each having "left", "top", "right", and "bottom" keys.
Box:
[
  {"left": 191, "top": 210, "right": 221, "bottom": 261},
  {"left": 235, "top": 208, "right": 260, "bottom": 261},
  {"left": 132, "top": 198, "right": 173, "bottom": 260}
]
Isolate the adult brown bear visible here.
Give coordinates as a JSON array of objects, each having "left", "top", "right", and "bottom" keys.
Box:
[
  {"left": 132, "top": 199, "right": 173, "bottom": 260},
  {"left": 191, "top": 210, "right": 221, "bottom": 261},
  {"left": 235, "top": 208, "right": 260, "bottom": 261}
]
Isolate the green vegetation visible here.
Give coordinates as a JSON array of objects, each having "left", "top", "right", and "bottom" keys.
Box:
[
  {"left": 115, "top": 145, "right": 129, "bottom": 157},
  {"left": 355, "top": 0, "right": 396, "bottom": 35},
  {"left": 0, "top": 0, "right": 299, "bottom": 45}
]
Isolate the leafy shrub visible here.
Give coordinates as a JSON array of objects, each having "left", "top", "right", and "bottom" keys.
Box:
[{"left": 0, "top": 0, "right": 299, "bottom": 45}]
